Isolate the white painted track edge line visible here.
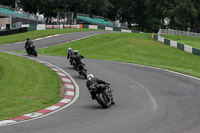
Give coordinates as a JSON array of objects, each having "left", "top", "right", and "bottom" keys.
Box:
[
  {"left": 40, "top": 34, "right": 98, "bottom": 49},
  {"left": 100, "top": 59, "right": 200, "bottom": 81},
  {"left": 1, "top": 33, "right": 70, "bottom": 46}
]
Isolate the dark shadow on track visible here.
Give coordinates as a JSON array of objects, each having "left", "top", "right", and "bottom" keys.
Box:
[
  {"left": 83, "top": 104, "right": 106, "bottom": 110},
  {"left": 73, "top": 75, "right": 87, "bottom": 80}
]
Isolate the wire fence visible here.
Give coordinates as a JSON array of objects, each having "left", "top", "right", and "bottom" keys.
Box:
[{"left": 158, "top": 29, "right": 200, "bottom": 38}]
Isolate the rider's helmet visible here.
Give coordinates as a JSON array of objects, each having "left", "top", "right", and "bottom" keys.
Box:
[
  {"left": 74, "top": 50, "right": 78, "bottom": 55},
  {"left": 27, "top": 37, "right": 30, "bottom": 41},
  {"left": 87, "top": 74, "right": 94, "bottom": 80},
  {"left": 68, "top": 48, "right": 72, "bottom": 51}
]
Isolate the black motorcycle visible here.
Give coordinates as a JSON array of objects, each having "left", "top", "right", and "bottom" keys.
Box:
[
  {"left": 72, "top": 59, "right": 77, "bottom": 69},
  {"left": 26, "top": 44, "right": 37, "bottom": 57},
  {"left": 68, "top": 56, "right": 73, "bottom": 65},
  {"left": 77, "top": 64, "right": 87, "bottom": 79},
  {"left": 90, "top": 83, "right": 114, "bottom": 108}
]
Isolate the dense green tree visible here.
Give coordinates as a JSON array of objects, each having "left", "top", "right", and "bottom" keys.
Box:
[
  {"left": 2, "top": 0, "right": 200, "bottom": 32},
  {"left": 117, "top": 0, "right": 136, "bottom": 28},
  {"left": 86, "top": 0, "right": 112, "bottom": 18},
  {"left": 107, "top": 0, "right": 119, "bottom": 21},
  {"left": 0, "top": 0, "right": 16, "bottom": 8},
  {"left": 167, "top": 0, "right": 179, "bottom": 29},
  {"left": 190, "top": 0, "right": 200, "bottom": 31},
  {"left": 176, "top": 0, "right": 197, "bottom": 31},
  {"left": 19, "top": 0, "right": 41, "bottom": 14}
]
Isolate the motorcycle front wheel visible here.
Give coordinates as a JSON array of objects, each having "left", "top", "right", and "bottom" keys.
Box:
[{"left": 26, "top": 49, "right": 30, "bottom": 56}]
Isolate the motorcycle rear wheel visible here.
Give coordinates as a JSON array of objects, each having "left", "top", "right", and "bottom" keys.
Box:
[
  {"left": 82, "top": 70, "right": 87, "bottom": 79},
  {"left": 34, "top": 50, "right": 37, "bottom": 57},
  {"left": 97, "top": 93, "right": 109, "bottom": 109}
]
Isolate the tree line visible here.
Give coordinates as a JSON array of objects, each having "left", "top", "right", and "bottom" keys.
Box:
[{"left": 1, "top": 0, "right": 200, "bottom": 32}]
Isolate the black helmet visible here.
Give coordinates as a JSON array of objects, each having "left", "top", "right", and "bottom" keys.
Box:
[{"left": 27, "top": 37, "right": 30, "bottom": 41}]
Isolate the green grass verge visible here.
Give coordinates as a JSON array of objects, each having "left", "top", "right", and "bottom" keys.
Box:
[
  {"left": 0, "top": 70, "right": 2, "bottom": 78},
  {"left": 37, "top": 33, "right": 200, "bottom": 78},
  {"left": 0, "top": 28, "right": 100, "bottom": 45},
  {"left": 0, "top": 52, "right": 60, "bottom": 120},
  {"left": 163, "top": 34, "right": 200, "bottom": 49}
]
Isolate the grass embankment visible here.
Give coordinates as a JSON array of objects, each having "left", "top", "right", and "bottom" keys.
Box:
[
  {"left": 37, "top": 33, "right": 200, "bottom": 78},
  {"left": 163, "top": 34, "right": 200, "bottom": 49},
  {"left": 0, "top": 69, "right": 2, "bottom": 78},
  {"left": 0, "top": 28, "right": 100, "bottom": 45},
  {"left": 0, "top": 52, "right": 60, "bottom": 120}
]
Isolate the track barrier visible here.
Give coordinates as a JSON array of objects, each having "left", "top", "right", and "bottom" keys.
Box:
[{"left": 152, "top": 34, "right": 200, "bottom": 56}]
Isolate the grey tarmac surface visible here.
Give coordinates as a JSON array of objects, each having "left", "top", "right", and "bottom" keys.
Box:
[
  {"left": 0, "top": 31, "right": 113, "bottom": 51},
  {"left": 1, "top": 32, "right": 200, "bottom": 133}
]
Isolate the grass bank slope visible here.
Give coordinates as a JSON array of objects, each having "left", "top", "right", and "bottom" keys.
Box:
[
  {"left": 38, "top": 33, "right": 200, "bottom": 78},
  {"left": 0, "top": 52, "right": 60, "bottom": 120},
  {"left": 163, "top": 34, "right": 200, "bottom": 49}
]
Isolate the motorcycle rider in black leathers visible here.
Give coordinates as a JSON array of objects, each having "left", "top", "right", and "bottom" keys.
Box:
[
  {"left": 86, "top": 74, "right": 114, "bottom": 104},
  {"left": 67, "top": 48, "right": 74, "bottom": 59},
  {"left": 24, "top": 37, "right": 34, "bottom": 54},
  {"left": 72, "top": 50, "right": 84, "bottom": 71},
  {"left": 67, "top": 48, "right": 74, "bottom": 65}
]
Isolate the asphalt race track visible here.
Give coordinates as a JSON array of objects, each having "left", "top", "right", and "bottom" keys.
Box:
[
  {"left": 0, "top": 31, "right": 112, "bottom": 51},
  {"left": 1, "top": 31, "right": 200, "bottom": 133}
]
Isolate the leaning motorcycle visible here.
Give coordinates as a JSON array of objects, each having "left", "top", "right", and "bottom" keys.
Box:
[
  {"left": 26, "top": 44, "right": 37, "bottom": 57},
  {"left": 90, "top": 83, "right": 114, "bottom": 109},
  {"left": 72, "top": 59, "right": 77, "bottom": 69},
  {"left": 68, "top": 56, "right": 73, "bottom": 65},
  {"left": 67, "top": 55, "right": 73, "bottom": 65},
  {"left": 77, "top": 64, "right": 87, "bottom": 79}
]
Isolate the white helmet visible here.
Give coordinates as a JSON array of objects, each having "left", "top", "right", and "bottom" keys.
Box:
[
  {"left": 87, "top": 74, "right": 94, "bottom": 80},
  {"left": 68, "top": 48, "right": 72, "bottom": 51}
]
